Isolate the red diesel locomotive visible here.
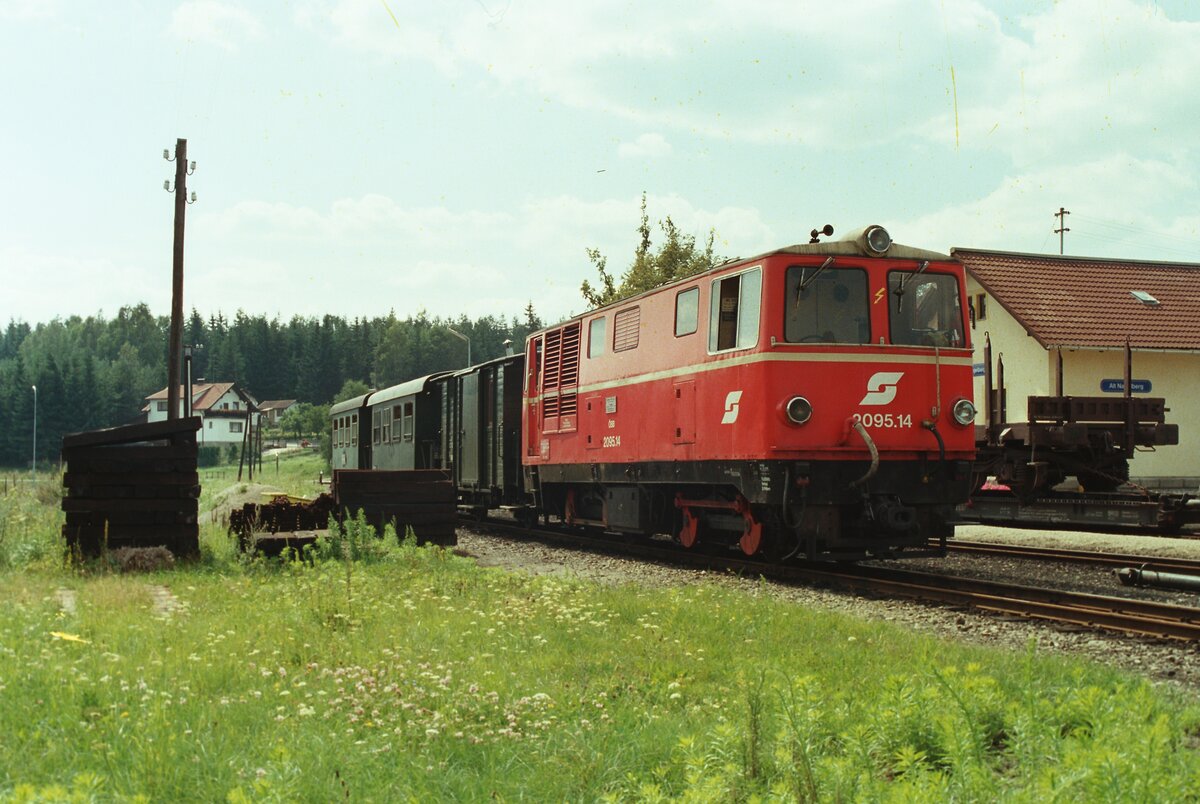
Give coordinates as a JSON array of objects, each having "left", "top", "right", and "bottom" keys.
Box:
[{"left": 521, "top": 226, "right": 976, "bottom": 560}]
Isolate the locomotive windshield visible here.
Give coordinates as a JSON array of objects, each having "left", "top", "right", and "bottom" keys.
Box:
[
  {"left": 784, "top": 266, "right": 870, "bottom": 344},
  {"left": 887, "top": 270, "right": 965, "bottom": 347}
]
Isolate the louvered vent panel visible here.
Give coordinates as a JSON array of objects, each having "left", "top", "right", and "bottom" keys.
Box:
[
  {"left": 559, "top": 323, "right": 581, "bottom": 386},
  {"left": 544, "top": 329, "right": 562, "bottom": 390},
  {"left": 613, "top": 307, "right": 640, "bottom": 352}
]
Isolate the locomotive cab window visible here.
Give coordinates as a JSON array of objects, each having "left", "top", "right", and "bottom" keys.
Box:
[
  {"left": 784, "top": 266, "right": 870, "bottom": 344},
  {"left": 675, "top": 287, "right": 699, "bottom": 336},
  {"left": 708, "top": 267, "right": 761, "bottom": 352},
  {"left": 888, "top": 270, "right": 965, "bottom": 347}
]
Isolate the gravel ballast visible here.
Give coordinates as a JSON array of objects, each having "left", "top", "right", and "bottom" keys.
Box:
[{"left": 455, "top": 523, "right": 1200, "bottom": 692}]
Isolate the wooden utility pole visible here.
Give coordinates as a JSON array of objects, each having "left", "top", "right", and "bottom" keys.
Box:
[
  {"left": 166, "top": 139, "right": 189, "bottom": 420},
  {"left": 1054, "top": 207, "right": 1070, "bottom": 255}
]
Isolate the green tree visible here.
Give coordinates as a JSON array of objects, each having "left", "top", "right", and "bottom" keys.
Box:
[
  {"left": 580, "top": 192, "right": 719, "bottom": 308},
  {"left": 334, "top": 379, "right": 371, "bottom": 404},
  {"left": 279, "top": 402, "right": 330, "bottom": 438}
]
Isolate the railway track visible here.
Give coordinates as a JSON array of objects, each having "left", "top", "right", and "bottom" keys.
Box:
[
  {"left": 942, "top": 539, "right": 1200, "bottom": 574},
  {"left": 467, "top": 516, "right": 1200, "bottom": 643}
]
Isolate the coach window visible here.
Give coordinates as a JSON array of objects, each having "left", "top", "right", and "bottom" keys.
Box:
[
  {"left": 708, "top": 267, "right": 761, "bottom": 352},
  {"left": 675, "top": 287, "right": 699, "bottom": 336},
  {"left": 402, "top": 402, "right": 415, "bottom": 441},
  {"left": 888, "top": 271, "right": 965, "bottom": 347},
  {"left": 785, "top": 266, "right": 870, "bottom": 344},
  {"left": 588, "top": 317, "right": 606, "bottom": 358},
  {"left": 381, "top": 407, "right": 392, "bottom": 443},
  {"left": 391, "top": 405, "right": 402, "bottom": 442},
  {"left": 351, "top": 413, "right": 358, "bottom": 447},
  {"left": 373, "top": 410, "right": 381, "bottom": 445}
]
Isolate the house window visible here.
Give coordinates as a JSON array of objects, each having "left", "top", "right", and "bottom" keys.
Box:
[
  {"left": 230, "top": 421, "right": 243, "bottom": 434},
  {"left": 709, "top": 268, "right": 762, "bottom": 352},
  {"left": 156, "top": 401, "right": 168, "bottom": 412},
  {"left": 975, "top": 293, "right": 987, "bottom": 321},
  {"left": 588, "top": 317, "right": 606, "bottom": 358},
  {"left": 675, "top": 287, "right": 699, "bottom": 336},
  {"left": 402, "top": 402, "right": 414, "bottom": 441},
  {"left": 208, "top": 420, "right": 213, "bottom": 428},
  {"left": 613, "top": 307, "right": 640, "bottom": 351}
]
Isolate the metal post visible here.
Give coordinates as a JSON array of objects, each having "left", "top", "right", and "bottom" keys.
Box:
[
  {"left": 1054, "top": 207, "right": 1070, "bottom": 256},
  {"left": 30, "top": 384, "right": 37, "bottom": 479},
  {"left": 183, "top": 346, "right": 194, "bottom": 417}
]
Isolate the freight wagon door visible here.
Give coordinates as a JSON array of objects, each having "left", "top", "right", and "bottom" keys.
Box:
[{"left": 461, "top": 373, "right": 482, "bottom": 488}]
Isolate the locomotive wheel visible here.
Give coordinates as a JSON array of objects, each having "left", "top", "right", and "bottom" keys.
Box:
[{"left": 515, "top": 507, "right": 538, "bottom": 529}]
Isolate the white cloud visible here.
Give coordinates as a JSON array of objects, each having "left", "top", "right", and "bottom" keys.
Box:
[
  {"left": 894, "top": 153, "right": 1199, "bottom": 259},
  {"left": 306, "top": 0, "right": 1200, "bottom": 161},
  {"left": 618, "top": 133, "right": 672, "bottom": 159},
  {"left": 1, "top": 248, "right": 163, "bottom": 324},
  {"left": 187, "top": 192, "right": 775, "bottom": 321},
  {"left": 169, "top": 1, "right": 263, "bottom": 50},
  {"left": 0, "top": 0, "right": 56, "bottom": 20}
]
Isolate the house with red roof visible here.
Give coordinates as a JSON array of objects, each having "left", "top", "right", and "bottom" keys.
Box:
[
  {"left": 954, "top": 248, "right": 1200, "bottom": 487},
  {"left": 143, "top": 382, "right": 260, "bottom": 445}
]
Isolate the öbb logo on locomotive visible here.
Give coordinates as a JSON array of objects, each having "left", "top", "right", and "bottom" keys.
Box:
[
  {"left": 330, "top": 224, "right": 979, "bottom": 562},
  {"left": 859, "top": 371, "right": 904, "bottom": 405},
  {"left": 721, "top": 390, "right": 743, "bottom": 424}
]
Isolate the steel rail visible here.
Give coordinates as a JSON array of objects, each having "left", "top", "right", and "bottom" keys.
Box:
[
  {"left": 941, "top": 539, "right": 1200, "bottom": 574},
  {"left": 464, "top": 516, "right": 1200, "bottom": 642}
]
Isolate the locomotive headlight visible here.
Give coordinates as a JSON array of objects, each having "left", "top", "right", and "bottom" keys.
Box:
[
  {"left": 952, "top": 398, "right": 976, "bottom": 426},
  {"left": 785, "top": 396, "right": 813, "bottom": 425},
  {"left": 863, "top": 225, "right": 892, "bottom": 255}
]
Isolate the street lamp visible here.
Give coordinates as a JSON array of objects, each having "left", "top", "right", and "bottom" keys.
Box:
[
  {"left": 30, "top": 384, "right": 37, "bottom": 479},
  {"left": 446, "top": 327, "right": 471, "bottom": 368}
]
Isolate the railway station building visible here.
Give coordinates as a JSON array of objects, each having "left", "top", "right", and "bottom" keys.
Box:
[{"left": 954, "top": 248, "right": 1200, "bottom": 491}]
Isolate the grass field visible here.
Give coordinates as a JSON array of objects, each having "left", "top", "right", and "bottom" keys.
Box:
[{"left": 1, "top": 453, "right": 1199, "bottom": 800}]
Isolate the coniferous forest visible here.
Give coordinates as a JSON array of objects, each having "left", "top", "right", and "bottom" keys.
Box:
[{"left": 0, "top": 303, "right": 544, "bottom": 467}]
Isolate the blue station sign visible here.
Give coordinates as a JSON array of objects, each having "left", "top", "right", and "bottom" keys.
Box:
[{"left": 1100, "top": 378, "right": 1151, "bottom": 393}]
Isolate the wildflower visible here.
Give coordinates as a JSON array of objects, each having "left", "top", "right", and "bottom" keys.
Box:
[{"left": 50, "top": 632, "right": 89, "bottom": 644}]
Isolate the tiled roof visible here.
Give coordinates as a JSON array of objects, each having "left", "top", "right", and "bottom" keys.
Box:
[
  {"left": 144, "top": 382, "right": 240, "bottom": 412},
  {"left": 953, "top": 248, "right": 1200, "bottom": 351},
  {"left": 259, "top": 399, "right": 297, "bottom": 411}
]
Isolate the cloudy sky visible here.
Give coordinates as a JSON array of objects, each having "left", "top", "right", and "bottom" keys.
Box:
[{"left": 3, "top": 0, "right": 1199, "bottom": 326}]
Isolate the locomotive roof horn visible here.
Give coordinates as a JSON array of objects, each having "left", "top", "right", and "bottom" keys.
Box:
[{"left": 809, "top": 224, "right": 834, "bottom": 244}]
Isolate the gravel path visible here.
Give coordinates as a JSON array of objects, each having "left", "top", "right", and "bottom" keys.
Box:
[{"left": 455, "top": 523, "right": 1200, "bottom": 692}]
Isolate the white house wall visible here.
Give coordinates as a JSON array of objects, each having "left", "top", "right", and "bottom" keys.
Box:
[
  {"left": 968, "top": 282, "right": 1050, "bottom": 422},
  {"left": 967, "top": 278, "right": 1199, "bottom": 486},
  {"left": 1059, "top": 349, "right": 1197, "bottom": 483}
]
